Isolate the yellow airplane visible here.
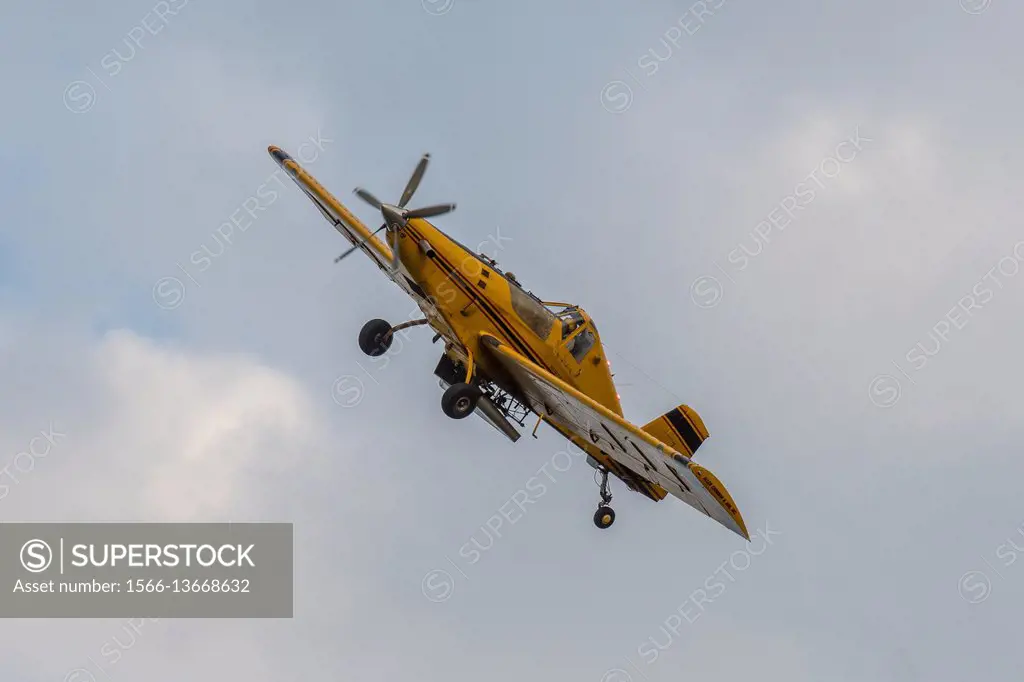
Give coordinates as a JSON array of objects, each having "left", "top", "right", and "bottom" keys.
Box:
[{"left": 268, "top": 145, "right": 749, "bottom": 539}]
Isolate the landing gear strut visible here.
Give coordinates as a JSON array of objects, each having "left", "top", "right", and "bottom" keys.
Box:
[{"left": 593, "top": 468, "right": 615, "bottom": 529}]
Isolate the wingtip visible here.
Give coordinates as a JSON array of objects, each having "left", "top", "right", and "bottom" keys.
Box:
[
  {"left": 731, "top": 505, "right": 750, "bottom": 541},
  {"left": 725, "top": 509, "right": 750, "bottom": 541},
  {"left": 688, "top": 460, "right": 749, "bottom": 541},
  {"left": 267, "top": 145, "right": 291, "bottom": 165}
]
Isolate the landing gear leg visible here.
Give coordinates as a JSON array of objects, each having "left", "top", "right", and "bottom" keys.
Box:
[
  {"left": 593, "top": 468, "right": 615, "bottom": 529},
  {"left": 387, "top": 318, "right": 430, "bottom": 337}
]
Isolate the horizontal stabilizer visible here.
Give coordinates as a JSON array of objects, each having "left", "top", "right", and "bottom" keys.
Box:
[{"left": 642, "top": 405, "right": 709, "bottom": 457}]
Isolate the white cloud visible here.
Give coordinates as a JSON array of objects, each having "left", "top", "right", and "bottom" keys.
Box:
[
  {"left": 93, "top": 329, "right": 322, "bottom": 519},
  {"left": 1, "top": 325, "right": 330, "bottom": 521},
  {"left": 0, "top": 324, "right": 364, "bottom": 682}
]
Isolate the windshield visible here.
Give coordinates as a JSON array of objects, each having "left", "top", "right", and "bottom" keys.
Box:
[{"left": 509, "top": 284, "right": 556, "bottom": 339}]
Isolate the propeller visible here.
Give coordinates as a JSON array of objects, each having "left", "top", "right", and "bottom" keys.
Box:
[{"left": 348, "top": 153, "right": 456, "bottom": 272}]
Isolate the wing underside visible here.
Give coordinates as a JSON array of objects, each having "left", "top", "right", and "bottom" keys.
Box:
[{"left": 480, "top": 334, "right": 749, "bottom": 539}]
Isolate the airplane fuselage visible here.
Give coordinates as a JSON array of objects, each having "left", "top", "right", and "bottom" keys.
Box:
[{"left": 395, "top": 217, "right": 624, "bottom": 417}]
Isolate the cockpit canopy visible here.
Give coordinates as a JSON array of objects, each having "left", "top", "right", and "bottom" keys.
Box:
[
  {"left": 550, "top": 305, "right": 597, "bottom": 362},
  {"left": 554, "top": 306, "right": 585, "bottom": 337},
  {"left": 469, "top": 248, "right": 597, "bottom": 362}
]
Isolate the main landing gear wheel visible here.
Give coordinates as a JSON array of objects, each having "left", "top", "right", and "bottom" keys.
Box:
[
  {"left": 358, "top": 319, "right": 393, "bottom": 357},
  {"left": 594, "top": 506, "right": 615, "bottom": 529},
  {"left": 441, "top": 383, "right": 481, "bottom": 419},
  {"left": 593, "top": 468, "right": 615, "bottom": 529}
]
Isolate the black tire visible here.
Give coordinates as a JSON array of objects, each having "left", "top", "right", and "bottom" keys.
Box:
[
  {"left": 441, "top": 383, "right": 481, "bottom": 419},
  {"left": 593, "top": 506, "right": 615, "bottom": 529},
  {"left": 358, "top": 319, "right": 393, "bottom": 357}
]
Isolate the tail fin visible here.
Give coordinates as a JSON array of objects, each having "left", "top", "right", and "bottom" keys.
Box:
[{"left": 642, "top": 405, "right": 710, "bottom": 457}]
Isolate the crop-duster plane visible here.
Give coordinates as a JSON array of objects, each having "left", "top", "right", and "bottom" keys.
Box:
[{"left": 268, "top": 145, "right": 748, "bottom": 538}]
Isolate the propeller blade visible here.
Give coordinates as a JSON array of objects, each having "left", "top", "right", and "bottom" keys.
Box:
[
  {"left": 389, "top": 225, "right": 401, "bottom": 273},
  {"left": 333, "top": 244, "right": 359, "bottom": 263},
  {"left": 399, "top": 154, "right": 430, "bottom": 208},
  {"left": 404, "top": 203, "right": 456, "bottom": 219},
  {"left": 353, "top": 188, "right": 382, "bottom": 209},
  {"left": 334, "top": 224, "right": 386, "bottom": 264}
]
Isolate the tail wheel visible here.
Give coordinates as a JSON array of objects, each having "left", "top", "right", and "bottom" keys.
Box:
[
  {"left": 358, "top": 319, "right": 393, "bottom": 356},
  {"left": 594, "top": 506, "right": 615, "bottom": 529},
  {"left": 441, "top": 382, "right": 481, "bottom": 419}
]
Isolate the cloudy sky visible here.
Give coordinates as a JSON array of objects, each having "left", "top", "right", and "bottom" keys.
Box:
[{"left": 3, "top": 0, "right": 1024, "bottom": 679}]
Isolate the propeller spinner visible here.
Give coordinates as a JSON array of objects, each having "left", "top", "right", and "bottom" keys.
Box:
[{"left": 336, "top": 153, "right": 456, "bottom": 270}]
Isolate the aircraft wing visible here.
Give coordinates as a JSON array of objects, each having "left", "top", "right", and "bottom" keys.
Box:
[
  {"left": 480, "top": 334, "right": 749, "bottom": 540},
  {"left": 267, "top": 145, "right": 396, "bottom": 277}
]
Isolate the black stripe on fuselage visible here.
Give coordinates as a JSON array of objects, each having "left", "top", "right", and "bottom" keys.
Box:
[{"left": 403, "top": 223, "right": 548, "bottom": 369}]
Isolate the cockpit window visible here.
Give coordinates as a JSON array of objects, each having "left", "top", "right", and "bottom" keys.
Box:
[{"left": 567, "top": 328, "right": 596, "bottom": 362}]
